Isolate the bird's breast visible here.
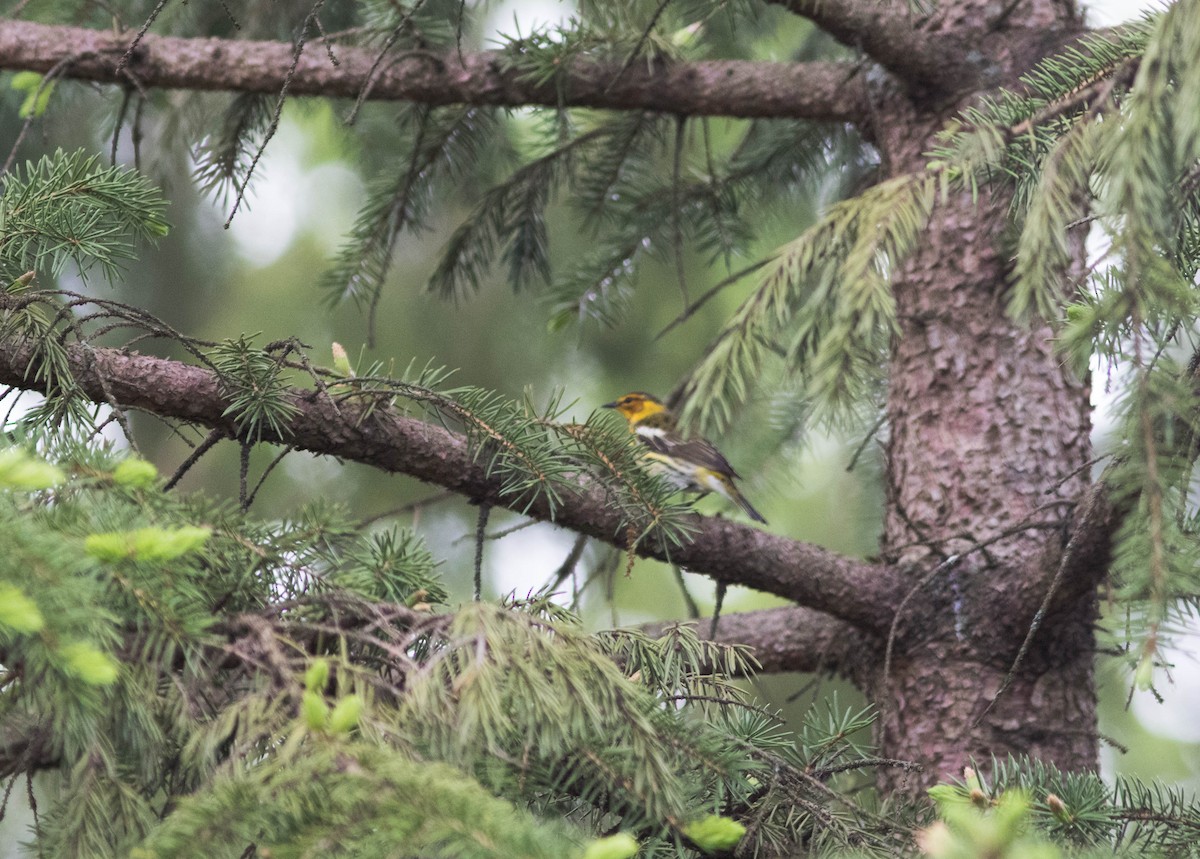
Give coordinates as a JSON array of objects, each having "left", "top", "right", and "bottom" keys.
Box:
[{"left": 634, "top": 425, "right": 669, "bottom": 440}]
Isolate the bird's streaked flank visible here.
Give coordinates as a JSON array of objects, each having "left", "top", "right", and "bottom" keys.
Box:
[{"left": 603, "top": 392, "right": 767, "bottom": 525}]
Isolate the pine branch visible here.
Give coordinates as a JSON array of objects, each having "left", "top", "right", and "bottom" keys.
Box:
[
  {"left": 677, "top": 171, "right": 934, "bottom": 434},
  {"left": 323, "top": 105, "right": 494, "bottom": 329},
  {"left": 193, "top": 93, "right": 274, "bottom": 204},
  {"left": 0, "top": 330, "right": 897, "bottom": 632},
  {"left": 0, "top": 19, "right": 870, "bottom": 122},
  {"left": 0, "top": 150, "right": 169, "bottom": 282},
  {"left": 640, "top": 605, "right": 874, "bottom": 682}
]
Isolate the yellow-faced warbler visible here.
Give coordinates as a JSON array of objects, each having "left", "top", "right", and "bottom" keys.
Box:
[{"left": 603, "top": 392, "right": 767, "bottom": 524}]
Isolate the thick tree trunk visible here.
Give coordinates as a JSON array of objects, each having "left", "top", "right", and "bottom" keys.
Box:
[
  {"left": 864, "top": 120, "right": 1099, "bottom": 791},
  {"left": 862, "top": 0, "right": 1097, "bottom": 782},
  {"left": 873, "top": 614, "right": 1098, "bottom": 786},
  {"left": 870, "top": 185, "right": 1097, "bottom": 789}
]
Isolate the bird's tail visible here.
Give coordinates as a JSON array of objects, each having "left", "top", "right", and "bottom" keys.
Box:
[
  {"left": 714, "top": 475, "right": 767, "bottom": 524},
  {"left": 732, "top": 490, "right": 768, "bottom": 525}
]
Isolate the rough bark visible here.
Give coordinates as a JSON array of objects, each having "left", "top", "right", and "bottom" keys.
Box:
[
  {"left": 767, "top": 0, "right": 981, "bottom": 91},
  {"left": 858, "top": 0, "right": 1097, "bottom": 789},
  {"left": 873, "top": 609, "right": 1099, "bottom": 785}
]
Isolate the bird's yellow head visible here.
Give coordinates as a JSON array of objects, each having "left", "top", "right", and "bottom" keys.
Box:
[{"left": 603, "top": 392, "right": 668, "bottom": 425}]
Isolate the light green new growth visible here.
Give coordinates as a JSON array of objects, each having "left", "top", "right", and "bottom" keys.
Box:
[{"left": 133, "top": 744, "right": 587, "bottom": 859}]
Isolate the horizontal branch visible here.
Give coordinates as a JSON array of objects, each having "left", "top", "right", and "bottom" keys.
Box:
[
  {"left": 643, "top": 605, "right": 875, "bottom": 683},
  {"left": 0, "top": 20, "right": 869, "bottom": 122},
  {"left": 0, "top": 334, "right": 900, "bottom": 633}
]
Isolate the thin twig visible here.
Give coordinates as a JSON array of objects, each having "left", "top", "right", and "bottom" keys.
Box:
[
  {"left": 654, "top": 258, "right": 771, "bottom": 340},
  {"left": 473, "top": 502, "right": 491, "bottom": 601},
  {"left": 709, "top": 579, "right": 727, "bottom": 639},
  {"left": 356, "top": 490, "right": 456, "bottom": 528},
  {"left": 82, "top": 345, "right": 139, "bottom": 452},
  {"left": 888, "top": 496, "right": 949, "bottom": 562},
  {"left": 454, "top": 0, "right": 467, "bottom": 65},
  {"left": 604, "top": 0, "right": 673, "bottom": 93},
  {"left": 986, "top": 0, "right": 1024, "bottom": 31},
  {"left": 545, "top": 534, "right": 589, "bottom": 595},
  {"left": 165, "top": 429, "right": 225, "bottom": 490},
  {"left": 246, "top": 445, "right": 295, "bottom": 509},
  {"left": 131, "top": 89, "right": 147, "bottom": 170},
  {"left": 672, "top": 115, "right": 690, "bottom": 309},
  {"left": 975, "top": 498, "right": 1102, "bottom": 723},
  {"left": 225, "top": 0, "right": 327, "bottom": 227},
  {"left": 812, "top": 757, "right": 923, "bottom": 778},
  {"left": 238, "top": 440, "right": 252, "bottom": 512},
  {"left": 881, "top": 554, "right": 960, "bottom": 704},
  {"left": 452, "top": 517, "right": 538, "bottom": 545},
  {"left": 345, "top": 0, "right": 430, "bottom": 125},
  {"left": 115, "top": 0, "right": 172, "bottom": 75},
  {"left": 110, "top": 87, "right": 133, "bottom": 166},
  {"left": 312, "top": 13, "right": 340, "bottom": 66},
  {"left": 671, "top": 564, "right": 700, "bottom": 619},
  {"left": 846, "top": 410, "right": 887, "bottom": 472}
]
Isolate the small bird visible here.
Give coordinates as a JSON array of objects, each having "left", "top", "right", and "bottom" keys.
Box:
[{"left": 603, "top": 392, "right": 767, "bottom": 524}]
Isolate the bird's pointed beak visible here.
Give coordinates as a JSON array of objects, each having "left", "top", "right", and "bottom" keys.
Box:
[{"left": 602, "top": 401, "right": 618, "bottom": 409}]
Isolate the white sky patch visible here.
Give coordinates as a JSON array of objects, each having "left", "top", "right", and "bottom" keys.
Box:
[
  {"left": 482, "top": 0, "right": 573, "bottom": 43},
  {"left": 225, "top": 162, "right": 299, "bottom": 267},
  {"left": 281, "top": 451, "right": 353, "bottom": 499},
  {"left": 487, "top": 523, "right": 581, "bottom": 600},
  {"left": 203, "top": 122, "right": 362, "bottom": 268},
  {"left": 1132, "top": 608, "right": 1200, "bottom": 743},
  {"left": 1083, "top": 0, "right": 1156, "bottom": 24},
  {"left": 1, "top": 391, "right": 129, "bottom": 449}
]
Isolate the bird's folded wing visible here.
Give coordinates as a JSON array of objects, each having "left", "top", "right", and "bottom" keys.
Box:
[{"left": 634, "top": 427, "right": 740, "bottom": 478}]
